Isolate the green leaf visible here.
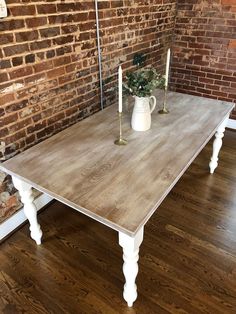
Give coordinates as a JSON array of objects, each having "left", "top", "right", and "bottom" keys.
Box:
[{"left": 123, "top": 68, "right": 165, "bottom": 97}]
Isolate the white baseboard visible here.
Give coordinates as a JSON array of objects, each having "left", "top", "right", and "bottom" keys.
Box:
[
  {"left": 0, "top": 193, "right": 53, "bottom": 241},
  {"left": 227, "top": 118, "right": 236, "bottom": 130}
]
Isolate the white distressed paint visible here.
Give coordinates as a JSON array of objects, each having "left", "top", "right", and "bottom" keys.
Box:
[
  {"left": 0, "top": 83, "right": 24, "bottom": 93},
  {"left": 209, "top": 115, "right": 229, "bottom": 174},
  {"left": 119, "top": 227, "right": 144, "bottom": 307},
  {"left": 0, "top": 193, "right": 52, "bottom": 241},
  {"left": 11, "top": 176, "right": 43, "bottom": 244}
]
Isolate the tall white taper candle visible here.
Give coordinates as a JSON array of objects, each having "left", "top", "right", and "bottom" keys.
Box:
[
  {"left": 118, "top": 65, "right": 122, "bottom": 113},
  {"left": 165, "top": 48, "right": 171, "bottom": 88}
]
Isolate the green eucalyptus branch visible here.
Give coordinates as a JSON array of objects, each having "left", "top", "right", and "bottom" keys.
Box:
[{"left": 123, "top": 68, "right": 165, "bottom": 98}]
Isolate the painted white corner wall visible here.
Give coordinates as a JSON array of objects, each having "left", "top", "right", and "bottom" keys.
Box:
[{"left": 227, "top": 118, "right": 236, "bottom": 130}]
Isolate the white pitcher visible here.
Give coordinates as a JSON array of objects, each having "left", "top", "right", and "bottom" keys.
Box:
[{"left": 131, "top": 96, "right": 156, "bottom": 131}]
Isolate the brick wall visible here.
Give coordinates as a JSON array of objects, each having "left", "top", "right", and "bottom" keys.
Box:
[
  {"left": 171, "top": 0, "right": 236, "bottom": 120},
  {"left": 0, "top": 1, "right": 176, "bottom": 222}
]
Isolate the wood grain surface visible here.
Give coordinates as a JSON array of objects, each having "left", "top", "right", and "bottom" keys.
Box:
[
  {"left": 0, "top": 91, "right": 234, "bottom": 236},
  {"left": 1, "top": 130, "right": 236, "bottom": 313}
]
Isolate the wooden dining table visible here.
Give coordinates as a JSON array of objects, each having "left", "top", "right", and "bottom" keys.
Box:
[{"left": 0, "top": 90, "right": 234, "bottom": 307}]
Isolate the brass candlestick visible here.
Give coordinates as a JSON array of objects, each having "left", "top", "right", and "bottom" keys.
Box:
[
  {"left": 158, "top": 86, "right": 170, "bottom": 114},
  {"left": 114, "top": 112, "right": 128, "bottom": 145}
]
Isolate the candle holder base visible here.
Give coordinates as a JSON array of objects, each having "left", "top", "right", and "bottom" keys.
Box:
[
  {"left": 114, "top": 138, "right": 128, "bottom": 146},
  {"left": 114, "top": 111, "right": 128, "bottom": 146},
  {"left": 158, "top": 107, "right": 169, "bottom": 114}
]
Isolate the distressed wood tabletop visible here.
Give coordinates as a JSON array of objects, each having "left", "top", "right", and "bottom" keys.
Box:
[{"left": 0, "top": 91, "right": 234, "bottom": 236}]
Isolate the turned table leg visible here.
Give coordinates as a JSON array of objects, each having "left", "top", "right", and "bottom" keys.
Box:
[
  {"left": 209, "top": 115, "right": 229, "bottom": 174},
  {"left": 12, "top": 176, "right": 42, "bottom": 245},
  {"left": 119, "top": 227, "right": 144, "bottom": 307}
]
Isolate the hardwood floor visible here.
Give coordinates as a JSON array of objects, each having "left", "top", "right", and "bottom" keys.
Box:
[{"left": 0, "top": 129, "right": 236, "bottom": 314}]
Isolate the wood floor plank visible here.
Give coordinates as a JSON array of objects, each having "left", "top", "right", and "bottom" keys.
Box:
[{"left": 0, "top": 129, "right": 235, "bottom": 313}]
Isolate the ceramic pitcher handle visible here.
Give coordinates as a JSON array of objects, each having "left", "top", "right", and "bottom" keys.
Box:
[{"left": 149, "top": 96, "right": 156, "bottom": 114}]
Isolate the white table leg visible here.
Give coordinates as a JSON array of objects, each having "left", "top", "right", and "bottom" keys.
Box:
[
  {"left": 209, "top": 115, "right": 229, "bottom": 174},
  {"left": 12, "top": 176, "right": 42, "bottom": 245},
  {"left": 119, "top": 227, "right": 144, "bottom": 307}
]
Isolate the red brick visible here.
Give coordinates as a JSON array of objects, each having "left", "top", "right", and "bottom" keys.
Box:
[
  {"left": 5, "top": 130, "right": 26, "bottom": 145},
  {"left": 40, "top": 27, "right": 60, "bottom": 39},
  {"left": 37, "top": 4, "right": 57, "bottom": 14},
  {"left": 0, "top": 60, "right": 11, "bottom": 69},
  {"left": 0, "top": 73, "right": 8, "bottom": 84},
  {"left": 57, "top": 3, "right": 76, "bottom": 12},
  {"left": 223, "top": 75, "right": 236, "bottom": 82},
  {"left": 172, "top": 0, "right": 236, "bottom": 112},
  {"left": 53, "top": 35, "right": 74, "bottom": 46},
  {"left": 12, "top": 57, "right": 24, "bottom": 67},
  {"left": 25, "top": 133, "right": 36, "bottom": 145},
  {"left": 4, "top": 44, "right": 29, "bottom": 57},
  {"left": 33, "top": 61, "right": 53, "bottom": 73},
  {"left": 26, "top": 17, "right": 47, "bottom": 28},
  {"left": 229, "top": 39, "right": 236, "bottom": 48},
  {"left": 0, "top": 113, "right": 18, "bottom": 128},
  {"left": 9, "top": 66, "right": 33, "bottom": 80},
  {"left": 30, "top": 39, "right": 52, "bottom": 51},
  {"left": 8, "top": 118, "right": 32, "bottom": 134},
  {"left": 222, "top": 0, "right": 236, "bottom": 4},
  {"left": 53, "top": 56, "right": 71, "bottom": 67},
  {"left": 0, "top": 108, "right": 6, "bottom": 118},
  {"left": 27, "top": 121, "right": 47, "bottom": 134},
  {"left": 0, "top": 34, "right": 14, "bottom": 45},
  {"left": 0, "top": 127, "right": 9, "bottom": 137},
  {"left": 0, "top": 93, "right": 15, "bottom": 105},
  {"left": 47, "top": 67, "right": 65, "bottom": 79},
  {"left": 0, "top": 20, "right": 25, "bottom": 31},
  {"left": 5, "top": 100, "right": 28, "bottom": 113},
  {"left": 10, "top": 5, "right": 36, "bottom": 16},
  {"left": 16, "top": 31, "right": 39, "bottom": 43}
]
